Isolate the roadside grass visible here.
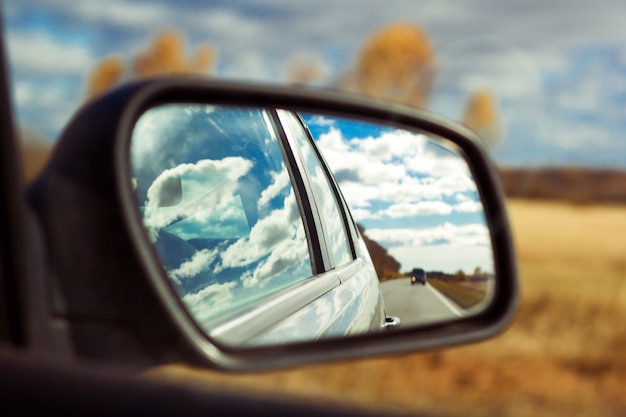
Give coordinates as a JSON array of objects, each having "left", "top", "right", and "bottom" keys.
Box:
[
  {"left": 427, "top": 278, "right": 485, "bottom": 309},
  {"left": 146, "top": 199, "right": 626, "bottom": 417}
]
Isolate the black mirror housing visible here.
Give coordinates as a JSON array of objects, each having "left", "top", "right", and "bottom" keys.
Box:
[{"left": 27, "top": 78, "right": 518, "bottom": 371}]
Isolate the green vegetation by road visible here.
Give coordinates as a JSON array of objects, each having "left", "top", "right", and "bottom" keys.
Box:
[{"left": 427, "top": 278, "right": 485, "bottom": 309}]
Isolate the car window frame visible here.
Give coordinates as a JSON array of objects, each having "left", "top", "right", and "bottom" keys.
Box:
[
  {"left": 276, "top": 110, "right": 357, "bottom": 272},
  {"left": 265, "top": 108, "right": 325, "bottom": 275},
  {"left": 294, "top": 112, "right": 361, "bottom": 262}
]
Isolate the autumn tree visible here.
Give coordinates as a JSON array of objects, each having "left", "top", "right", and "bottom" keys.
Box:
[
  {"left": 335, "top": 22, "right": 504, "bottom": 150},
  {"left": 87, "top": 30, "right": 215, "bottom": 98},
  {"left": 287, "top": 55, "right": 327, "bottom": 86},
  {"left": 86, "top": 56, "right": 124, "bottom": 99},
  {"left": 454, "top": 269, "right": 467, "bottom": 281},
  {"left": 463, "top": 89, "right": 502, "bottom": 149},
  {"left": 19, "top": 127, "right": 52, "bottom": 183},
  {"left": 18, "top": 30, "right": 217, "bottom": 183},
  {"left": 341, "top": 23, "right": 435, "bottom": 108}
]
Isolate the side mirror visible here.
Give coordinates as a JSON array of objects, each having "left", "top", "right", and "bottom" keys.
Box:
[{"left": 28, "top": 78, "right": 518, "bottom": 371}]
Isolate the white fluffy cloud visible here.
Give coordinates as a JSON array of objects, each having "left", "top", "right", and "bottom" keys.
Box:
[
  {"left": 218, "top": 188, "right": 307, "bottom": 287},
  {"left": 142, "top": 157, "right": 252, "bottom": 236},
  {"left": 312, "top": 120, "right": 481, "bottom": 221},
  {"left": 182, "top": 281, "right": 238, "bottom": 325},
  {"left": 375, "top": 201, "right": 453, "bottom": 218},
  {"left": 8, "top": 31, "right": 95, "bottom": 76},
  {"left": 258, "top": 170, "right": 290, "bottom": 210},
  {"left": 169, "top": 248, "right": 219, "bottom": 285},
  {"left": 369, "top": 222, "right": 489, "bottom": 248}
]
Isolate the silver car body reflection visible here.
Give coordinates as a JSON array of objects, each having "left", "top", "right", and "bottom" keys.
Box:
[
  {"left": 212, "top": 245, "right": 385, "bottom": 346},
  {"left": 131, "top": 104, "right": 387, "bottom": 347}
]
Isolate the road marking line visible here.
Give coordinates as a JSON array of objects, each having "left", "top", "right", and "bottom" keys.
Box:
[{"left": 425, "top": 283, "right": 464, "bottom": 317}]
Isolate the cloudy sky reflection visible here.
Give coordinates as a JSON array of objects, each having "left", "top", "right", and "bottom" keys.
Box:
[
  {"left": 131, "top": 104, "right": 312, "bottom": 326},
  {"left": 303, "top": 114, "right": 493, "bottom": 274}
]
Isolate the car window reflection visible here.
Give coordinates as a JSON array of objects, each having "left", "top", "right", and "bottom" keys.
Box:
[{"left": 130, "top": 105, "right": 312, "bottom": 327}]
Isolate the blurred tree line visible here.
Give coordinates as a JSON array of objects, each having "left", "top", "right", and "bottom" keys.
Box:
[
  {"left": 20, "top": 23, "right": 501, "bottom": 183},
  {"left": 87, "top": 30, "right": 215, "bottom": 98},
  {"left": 356, "top": 224, "right": 401, "bottom": 282}
]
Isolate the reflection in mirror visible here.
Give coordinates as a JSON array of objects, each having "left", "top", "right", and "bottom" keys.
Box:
[
  {"left": 303, "top": 114, "right": 495, "bottom": 328},
  {"left": 130, "top": 104, "right": 494, "bottom": 348}
]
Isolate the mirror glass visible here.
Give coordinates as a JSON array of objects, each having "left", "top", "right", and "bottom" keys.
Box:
[{"left": 130, "top": 104, "right": 494, "bottom": 348}]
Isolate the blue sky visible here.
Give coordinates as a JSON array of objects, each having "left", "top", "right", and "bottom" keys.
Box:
[{"left": 4, "top": 0, "right": 626, "bottom": 169}]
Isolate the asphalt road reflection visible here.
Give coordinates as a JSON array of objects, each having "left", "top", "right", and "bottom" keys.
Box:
[{"left": 380, "top": 278, "right": 464, "bottom": 327}]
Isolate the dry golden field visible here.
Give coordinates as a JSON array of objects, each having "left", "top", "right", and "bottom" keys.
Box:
[{"left": 144, "top": 199, "right": 626, "bottom": 416}]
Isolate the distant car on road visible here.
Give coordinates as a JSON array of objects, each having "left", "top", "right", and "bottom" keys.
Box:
[{"left": 410, "top": 268, "right": 427, "bottom": 285}]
